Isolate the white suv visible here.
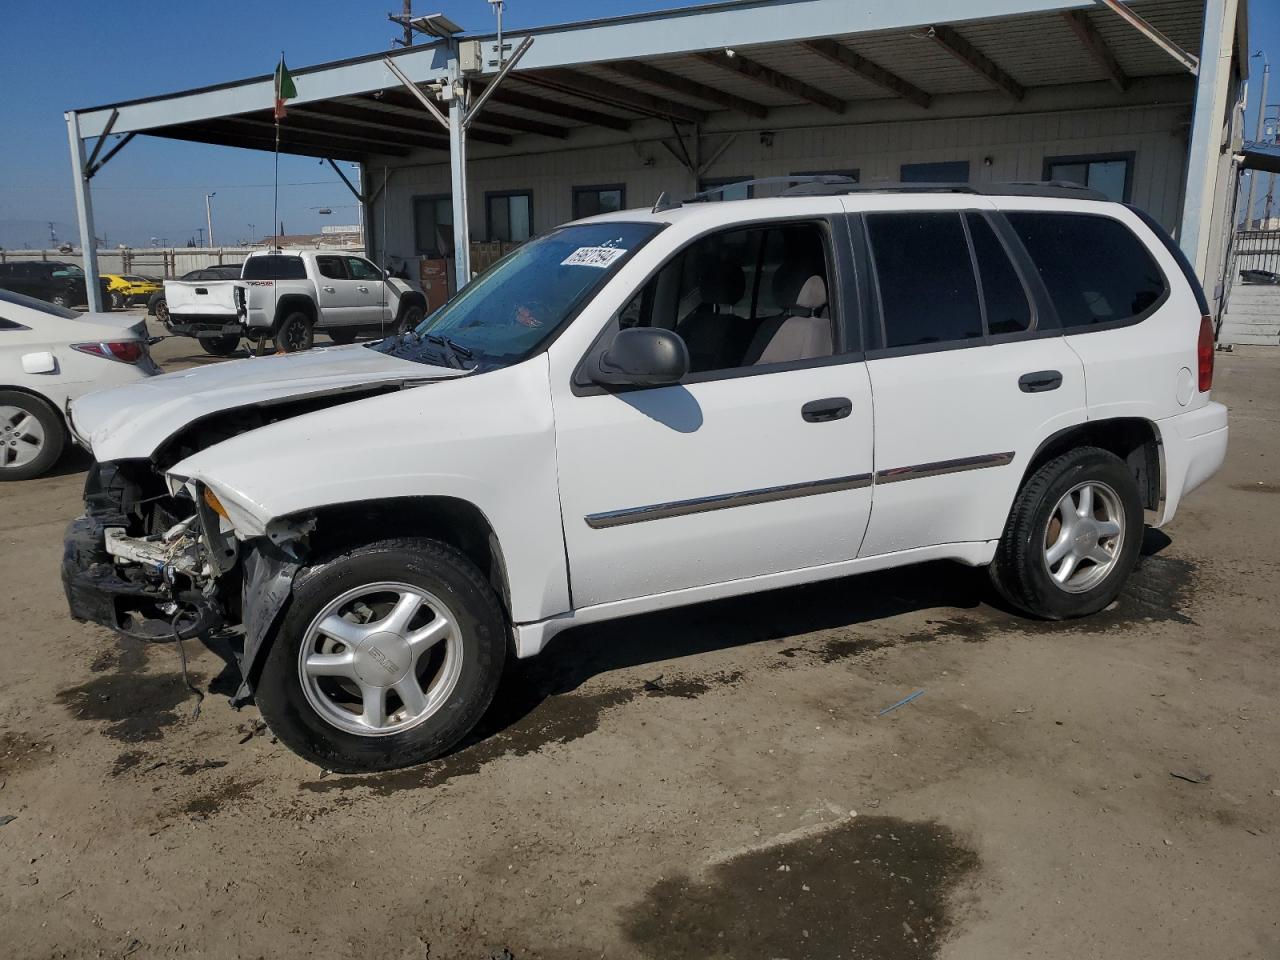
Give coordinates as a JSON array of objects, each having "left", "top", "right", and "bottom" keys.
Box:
[{"left": 61, "top": 181, "right": 1228, "bottom": 772}]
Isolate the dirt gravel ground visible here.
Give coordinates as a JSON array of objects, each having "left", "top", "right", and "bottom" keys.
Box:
[{"left": 1, "top": 318, "right": 1277, "bottom": 959}]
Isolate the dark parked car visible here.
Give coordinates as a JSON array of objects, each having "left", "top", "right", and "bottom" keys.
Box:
[
  {"left": 0, "top": 261, "right": 112, "bottom": 310},
  {"left": 148, "top": 264, "right": 242, "bottom": 326}
]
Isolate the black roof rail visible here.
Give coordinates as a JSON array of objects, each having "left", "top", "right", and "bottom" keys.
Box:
[{"left": 652, "top": 175, "right": 856, "bottom": 213}]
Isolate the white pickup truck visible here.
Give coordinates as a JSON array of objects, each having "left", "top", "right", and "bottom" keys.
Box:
[{"left": 162, "top": 249, "right": 427, "bottom": 354}]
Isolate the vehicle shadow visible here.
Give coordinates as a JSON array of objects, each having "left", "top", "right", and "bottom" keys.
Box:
[{"left": 46, "top": 446, "right": 93, "bottom": 479}]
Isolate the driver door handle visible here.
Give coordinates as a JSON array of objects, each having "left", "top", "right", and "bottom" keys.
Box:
[
  {"left": 321, "top": 285, "right": 336, "bottom": 293},
  {"left": 801, "top": 397, "right": 852, "bottom": 423},
  {"left": 357, "top": 285, "right": 370, "bottom": 293}
]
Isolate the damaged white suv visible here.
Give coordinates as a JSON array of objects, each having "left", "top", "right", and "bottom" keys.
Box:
[{"left": 62, "top": 181, "right": 1228, "bottom": 772}]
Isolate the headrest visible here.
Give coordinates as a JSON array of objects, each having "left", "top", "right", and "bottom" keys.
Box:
[
  {"left": 795, "top": 275, "right": 827, "bottom": 311},
  {"left": 698, "top": 260, "right": 746, "bottom": 305},
  {"left": 771, "top": 260, "right": 817, "bottom": 307}
]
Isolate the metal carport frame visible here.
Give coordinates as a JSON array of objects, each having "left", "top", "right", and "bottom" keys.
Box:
[{"left": 64, "top": 0, "right": 1247, "bottom": 312}]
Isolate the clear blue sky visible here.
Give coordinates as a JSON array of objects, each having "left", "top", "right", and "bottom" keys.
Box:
[{"left": 0, "top": 0, "right": 1275, "bottom": 249}]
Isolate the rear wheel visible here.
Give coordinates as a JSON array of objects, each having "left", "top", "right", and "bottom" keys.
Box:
[
  {"left": 0, "top": 391, "right": 65, "bottom": 481},
  {"left": 990, "top": 446, "right": 1143, "bottom": 619},
  {"left": 327, "top": 327, "right": 358, "bottom": 345},
  {"left": 154, "top": 297, "right": 170, "bottom": 326},
  {"left": 110, "top": 291, "right": 126, "bottom": 310},
  {"left": 200, "top": 334, "right": 241, "bottom": 356},
  {"left": 277, "top": 311, "right": 314, "bottom": 352},
  {"left": 255, "top": 538, "right": 507, "bottom": 772}
]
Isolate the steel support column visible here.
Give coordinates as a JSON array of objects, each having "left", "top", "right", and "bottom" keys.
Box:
[
  {"left": 449, "top": 91, "right": 471, "bottom": 287},
  {"left": 65, "top": 111, "right": 103, "bottom": 312},
  {"left": 1179, "top": 0, "right": 1239, "bottom": 277}
]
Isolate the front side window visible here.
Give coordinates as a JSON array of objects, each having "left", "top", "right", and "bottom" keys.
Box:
[
  {"left": 573, "top": 185, "right": 626, "bottom": 219},
  {"left": 1006, "top": 212, "right": 1166, "bottom": 329},
  {"left": 243, "top": 255, "right": 306, "bottom": 280},
  {"left": 615, "top": 221, "right": 835, "bottom": 374},
  {"left": 1044, "top": 154, "right": 1132, "bottom": 202},
  {"left": 487, "top": 191, "right": 533, "bottom": 242},
  {"left": 375, "top": 221, "right": 661, "bottom": 368},
  {"left": 867, "top": 212, "right": 982, "bottom": 348}
]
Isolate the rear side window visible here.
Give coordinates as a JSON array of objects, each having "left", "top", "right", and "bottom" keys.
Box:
[
  {"left": 867, "top": 212, "right": 983, "bottom": 348},
  {"left": 1005, "top": 212, "right": 1167, "bottom": 329},
  {"left": 315, "top": 256, "right": 346, "bottom": 280},
  {"left": 242, "top": 255, "right": 306, "bottom": 280},
  {"left": 966, "top": 213, "right": 1032, "bottom": 335}
]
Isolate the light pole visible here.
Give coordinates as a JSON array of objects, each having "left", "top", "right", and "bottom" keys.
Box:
[
  {"left": 205, "top": 192, "right": 217, "bottom": 248},
  {"left": 1244, "top": 51, "right": 1270, "bottom": 228}
]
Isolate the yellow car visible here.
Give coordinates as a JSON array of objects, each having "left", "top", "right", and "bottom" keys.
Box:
[{"left": 103, "top": 274, "right": 162, "bottom": 309}]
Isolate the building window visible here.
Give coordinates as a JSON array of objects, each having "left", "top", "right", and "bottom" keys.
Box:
[
  {"left": 486, "top": 190, "right": 534, "bottom": 243},
  {"left": 900, "top": 161, "right": 971, "bottom": 184},
  {"left": 413, "top": 195, "right": 453, "bottom": 258},
  {"left": 698, "top": 177, "right": 754, "bottom": 201},
  {"left": 1043, "top": 153, "right": 1134, "bottom": 202},
  {"left": 573, "top": 184, "right": 626, "bottom": 219},
  {"left": 791, "top": 169, "right": 860, "bottom": 182}
]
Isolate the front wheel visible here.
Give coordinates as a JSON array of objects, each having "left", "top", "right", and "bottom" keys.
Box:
[
  {"left": 110, "top": 291, "right": 126, "bottom": 310},
  {"left": 990, "top": 446, "right": 1144, "bottom": 620},
  {"left": 327, "top": 327, "right": 358, "bottom": 345},
  {"left": 396, "top": 302, "right": 425, "bottom": 335},
  {"left": 254, "top": 538, "right": 507, "bottom": 772}
]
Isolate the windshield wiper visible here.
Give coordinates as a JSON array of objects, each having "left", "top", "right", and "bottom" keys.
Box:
[{"left": 423, "top": 333, "right": 474, "bottom": 370}]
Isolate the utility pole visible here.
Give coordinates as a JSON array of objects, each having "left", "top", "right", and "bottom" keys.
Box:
[
  {"left": 48, "top": 222, "right": 57, "bottom": 247},
  {"left": 1244, "top": 51, "right": 1270, "bottom": 228},
  {"left": 196, "top": 226, "right": 204, "bottom": 246},
  {"left": 205, "top": 192, "right": 217, "bottom": 247},
  {"left": 390, "top": 0, "right": 413, "bottom": 47}
]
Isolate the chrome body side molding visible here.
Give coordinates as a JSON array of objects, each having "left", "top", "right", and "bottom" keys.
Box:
[{"left": 875, "top": 451, "right": 1015, "bottom": 484}]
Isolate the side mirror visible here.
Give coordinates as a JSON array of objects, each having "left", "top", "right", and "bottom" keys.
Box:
[{"left": 591, "top": 327, "right": 689, "bottom": 388}]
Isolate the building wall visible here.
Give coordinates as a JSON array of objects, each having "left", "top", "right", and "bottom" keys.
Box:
[{"left": 369, "top": 100, "right": 1193, "bottom": 271}]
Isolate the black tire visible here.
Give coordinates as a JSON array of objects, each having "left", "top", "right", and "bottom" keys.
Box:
[
  {"left": 200, "top": 334, "right": 240, "bottom": 356},
  {"left": 51, "top": 293, "right": 70, "bottom": 308},
  {"left": 0, "top": 390, "right": 66, "bottom": 481},
  {"left": 255, "top": 538, "right": 507, "bottom": 773},
  {"left": 396, "top": 301, "right": 426, "bottom": 335},
  {"left": 153, "top": 297, "right": 170, "bottom": 326},
  {"left": 327, "top": 327, "right": 358, "bottom": 345},
  {"left": 990, "top": 446, "right": 1144, "bottom": 620},
  {"left": 110, "top": 291, "right": 126, "bottom": 310},
  {"left": 277, "top": 311, "right": 315, "bottom": 352}
]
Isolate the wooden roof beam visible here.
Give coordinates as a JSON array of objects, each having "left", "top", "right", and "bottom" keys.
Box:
[
  {"left": 522, "top": 68, "right": 710, "bottom": 123},
  {"left": 697, "top": 51, "right": 845, "bottom": 115},
  {"left": 603, "top": 60, "right": 769, "bottom": 119},
  {"left": 1061, "top": 10, "right": 1131, "bottom": 92},
  {"left": 926, "top": 25, "right": 1025, "bottom": 101},
  {"left": 801, "top": 38, "right": 932, "bottom": 109}
]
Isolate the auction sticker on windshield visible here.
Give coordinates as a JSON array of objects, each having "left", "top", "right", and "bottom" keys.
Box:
[{"left": 561, "top": 246, "right": 627, "bottom": 268}]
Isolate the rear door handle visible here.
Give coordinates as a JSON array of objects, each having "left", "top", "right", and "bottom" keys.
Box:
[
  {"left": 801, "top": 397, "right": 852, "bottom": 423},
  {"left": 321, "top": 285, "right": 336, "bottom": 293},
  {"left": 1019, "top": 370, "right": 1063, "bottom": 393}
]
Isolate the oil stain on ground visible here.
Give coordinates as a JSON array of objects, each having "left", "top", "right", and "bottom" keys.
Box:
[
  {"left": 300, "top": 669, "right": 742, "bottom": 795},
  {"left": 56, "top": 638, "right": 201, "bottom": 743},
  {"left": 622, "top": 815, "right": 978, "bottom": 960},
  {"left": 0, "top": 732, "right": 52, "bottom": 778},
  {"left": 182, "top": 777, "right": 262, "bottom": 820}
]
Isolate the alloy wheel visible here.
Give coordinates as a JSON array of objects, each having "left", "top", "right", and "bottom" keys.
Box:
[
  {"left": 0, "top": 405, "right": 46, "bottom": 470},
  {"left": 1043, "top": 480, "right": 1125, "bottom": 594},
  {"left": 297, "top": 582, "right": 463, "bottom": 736}
]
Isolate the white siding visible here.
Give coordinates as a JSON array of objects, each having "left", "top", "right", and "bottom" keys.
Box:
[{"left": 370, "top": 101, "right": 1192, "bottom": 267}]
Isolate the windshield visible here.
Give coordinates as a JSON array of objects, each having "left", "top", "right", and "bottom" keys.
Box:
[
  {"left": 374, "top": 221, "right": 661, "bottom": 368},
  {"left": 0, "top": 288, "right": 80, "bottom": 319}
]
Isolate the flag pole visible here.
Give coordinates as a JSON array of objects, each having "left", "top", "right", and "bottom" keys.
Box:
[{"left": 272, "top": 50, "right": 282, "bottom": 253}]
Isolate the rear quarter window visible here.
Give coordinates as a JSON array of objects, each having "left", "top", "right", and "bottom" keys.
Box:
[{"left": 1005, "top": 212, "right": 1167, "bottom": 329}]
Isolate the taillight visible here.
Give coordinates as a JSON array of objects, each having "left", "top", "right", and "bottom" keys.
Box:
[
  {"left": 72, "top": 340, "right": 145, "bottom": 364},
  {"left": 1197, "top": 314, "right": 1214, "bottom": 392}
]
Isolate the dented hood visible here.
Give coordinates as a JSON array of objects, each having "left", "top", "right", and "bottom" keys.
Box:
[{"left": 70, "top": 344, "right": 466, "bottom": 462}]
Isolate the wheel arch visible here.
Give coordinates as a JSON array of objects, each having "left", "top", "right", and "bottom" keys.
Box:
[
  {"left": 240, "top": 494, "right": 512, "bottom": 692},
  {"left": 1021, "top": 417, "right": 1162, "bottom": 512},
  {"left": 394, "top": 290, "right": 427, "bottom": 321},
  {"left": 0, "top": 384, "right": 67, "bottom": 429},
  {"left": 272, "top": 294, "right": 318, "bottom": 331}
]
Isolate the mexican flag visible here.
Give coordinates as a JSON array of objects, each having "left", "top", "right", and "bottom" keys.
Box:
[{"left": 273, "top": 56, "right": 297, "bottom": 121}]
